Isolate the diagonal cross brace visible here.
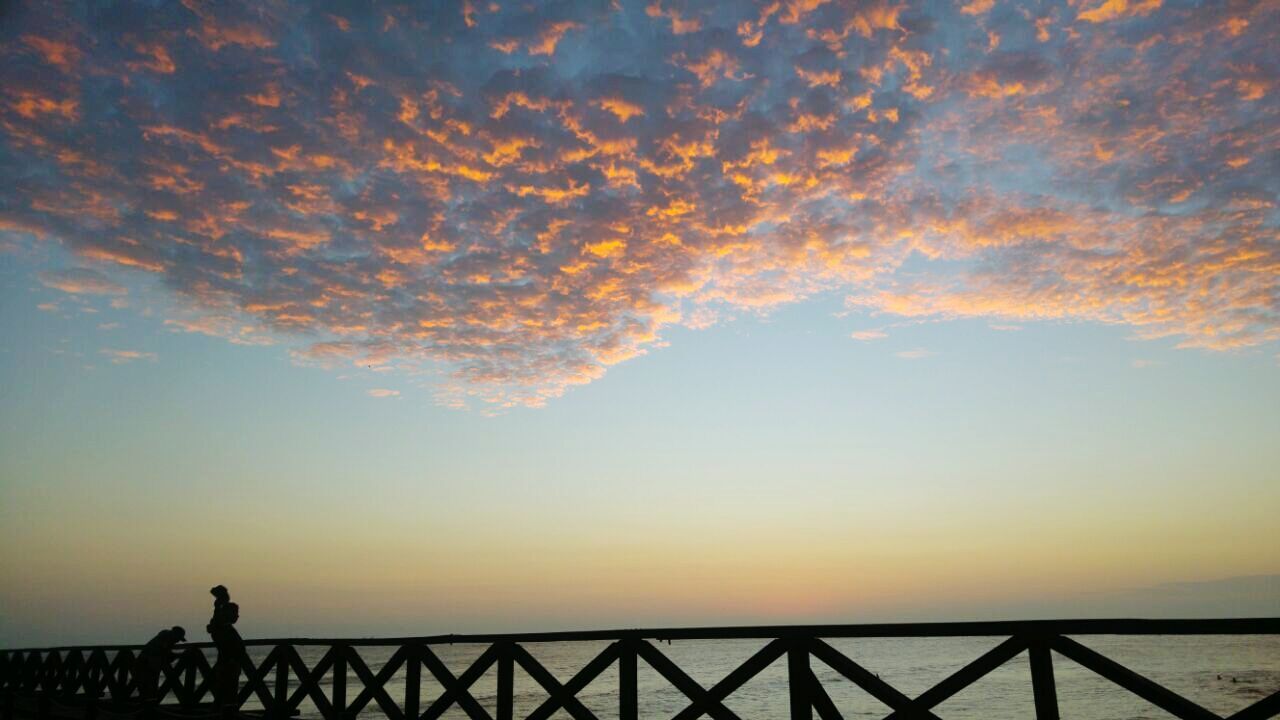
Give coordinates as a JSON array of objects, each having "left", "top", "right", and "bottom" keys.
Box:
[
  {"left": 805, "top": 666, "right": 843, "bottom": 720},
  {"left": 156, "top": 651, "right": 192, "bottom": 704},
  {"left": 670, "top": 639, "right": 788, "bottom": 720},
  {"left": 345, "top": 645, "right": 408, "bottom": 720},
  {"left": 106, "top": 650, "right": 132, "bottom": 700},
  {"left": 1227, "top": 688, "right": 1280, "bottom": 720},
  {"left": 60, "top": 651, "right": 85, "bottom": 696},
  {"left": 419, "top": 644, "right": 498, "bottom": 720},
  {"left": 519, "top": 641, "right": 620, "bottom": 720},
  {"left": 1050, "top": 636, "right": 1221, "bottom": 720},
  {"left": 40, "top": 652, "right": 62, "bottom": 695},
  {"left": 282, "top": 645, "right": 336, "bottom": 717},
  {"left": 184, "top": 648, "right": 215, "bottom": 704},
  {"left": 636, "top": 640, "right": 745, "bottom": 720},
  {"left": 238, "top": 646, "right": 283, "bottom": 709},
  {"left": 809, "top": 639, "right": 944, "bottom": 720},
  {"left": 881, "top": 635, "right": 1027, "bottom": 720},
  {"left": 86, "top": 649, "right": 113, "bottom": 698}
]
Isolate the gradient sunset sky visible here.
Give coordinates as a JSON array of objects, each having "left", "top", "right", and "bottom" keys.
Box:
[{"left": 1, "top": 0, "right": 1278, "bottom": 647}]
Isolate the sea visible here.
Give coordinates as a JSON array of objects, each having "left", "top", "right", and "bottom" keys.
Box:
[{"left": 231, "top": 635, "right": 1280, "bottom": 720}]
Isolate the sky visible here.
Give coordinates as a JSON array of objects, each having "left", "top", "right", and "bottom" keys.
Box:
[{"left": 0, "top": 0, "right": 1278, "bottom": 647}]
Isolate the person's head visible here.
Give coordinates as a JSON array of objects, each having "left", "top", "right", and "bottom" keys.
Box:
[
  {"left": 210, "top": 585, "right": 229, "bottom": 603},
  {"left": 170, "top": 626, "right": 186, "bottom": 643},
  {"left": 225, "top": 602, "right": 240, "bottom": 623}
]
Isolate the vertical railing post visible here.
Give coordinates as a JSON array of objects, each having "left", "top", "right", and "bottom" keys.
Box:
[
  {"left": 331, "top": 645, "right": 347, "bottom": 720},
  {"left": 618, "top": 639, "right": 637, "bottom": 720},
  {"left": 788, "top": 638, "right": 813, "bottom": 720},
  {"left": 122, "top": 651, "right": 136, "bottom": 701},
  {"left": 36, "top": 654, "right": 50, "bottom": 720},
  {"left": 116, "top": 651, "right": 129, "bottom": 703},
  {"left": 403, "top": 645, "right": 420, "bottom": 720},
  {"left": 86, "top": 682, "right": 100, "bottom": 720},
  {"left": 183, "top": 649, "right": 198, "bottom": 707},
  {"left": 496, "top": 642, "right": 514, "bottom": 720},
  {"left": 1029, "top": 637, "right": 1060, "bottom": 720},
  {"left": 3, "top": 654, "right": 14, "bottom": 720},
  {"left": 274, "top": 646, "right": 290, "bottom": 720}
]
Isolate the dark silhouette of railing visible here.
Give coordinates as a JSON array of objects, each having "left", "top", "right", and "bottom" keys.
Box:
[{"left": 3, "top": 618, "right": 1279, "bottom": 720}]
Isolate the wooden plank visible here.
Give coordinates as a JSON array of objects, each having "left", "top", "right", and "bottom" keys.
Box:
[
  {"left": 519, "top": 642, "right": 617, "bottom": 720},
  {"left": 330, "top": 645, "right": 347, "bottom": 720},
  {"left": 618, "top": 640, "right": 637, "bottom": 720},
  {"left": 1227, "top": 689, "right": 1280, "bottom": 720},
  {"left": 1050, "top": 636, "right": 1219, "bottom": 720},
  {"left": 274, "top": 647, "right": 289, "bottom": 719},
  {"left": 1028, "top": 641, "right": 1059, "bottom": 720},
  {"left": 402, "top": 645, "right": 419, "bottom": 720},
  {"left": 4, "top": 617, "right": 1280, "bottom": 653},
  {"left": 808, "top": 639, "right": 943, "bottom": 720},
  {"left": 789, "top": 644, "right": 813, "bottom": 720},
  {"left": 496, "top": 644, "right": 513, "bottom": 720}
]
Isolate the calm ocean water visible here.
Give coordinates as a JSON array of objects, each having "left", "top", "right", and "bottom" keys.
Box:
[{"left": 237, "top": 636, "right": 1279, "bottom": 720}]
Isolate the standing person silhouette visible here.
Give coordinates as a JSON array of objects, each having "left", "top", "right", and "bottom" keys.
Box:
[{"left": 207, "top": 586, "right": 244, "bottom": 709}]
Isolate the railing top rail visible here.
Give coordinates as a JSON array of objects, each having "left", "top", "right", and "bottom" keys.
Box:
[{"left": 4, "top": 617, "right": 1279, "bottom": 653}]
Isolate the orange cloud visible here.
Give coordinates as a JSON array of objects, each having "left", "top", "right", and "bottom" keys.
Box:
[
  {"left": 100, "top": 348, "right": 158, "bottom": 364},
  {"left": 22, "top": 35, "right": 81, "bottom": 72},
  {"left": 2, "top": 0, "right": 1275, "bottom": 410},
  {"left": 596, "top": 97, "right": 645, "bottom": 123},
  {"left": 646, "top": 2, "right": 702, "bottom": 34},
  {"left": 129, "top": 43, "right": 176, "bottom": 74},
  {"left": 1077, "top": 0, "right": 1162, "bottom": 23},
  {"left": 39, "top": 269, "right": 128, "bottom": 296},
  {"left": 528, "top": 21, "right": 580, "bottom": 56}
]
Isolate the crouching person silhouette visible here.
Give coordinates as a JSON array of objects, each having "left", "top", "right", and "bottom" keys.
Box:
[
  {"left": 135, "top": 626, "right": 186, "bottom": 700},
  {"left": 207, "top": 586, "right": 245, "bottom": 710}
]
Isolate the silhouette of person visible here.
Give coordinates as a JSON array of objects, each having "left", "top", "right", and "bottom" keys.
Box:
[
  {"left": 207, "top": 586, "right": 245, "bottom": 707},
  {"left": 207, "top": 585, "right": 230, "bottom": 630},
  {"left": 135, "top": 626, "right": 186, "bottom": 700}
]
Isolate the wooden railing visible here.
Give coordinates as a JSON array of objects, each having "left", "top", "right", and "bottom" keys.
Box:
[{"left": 3, "top": 619, "right": 1278, "bottom": 720}]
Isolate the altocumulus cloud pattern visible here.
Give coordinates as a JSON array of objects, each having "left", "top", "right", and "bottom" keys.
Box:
[{"left": 1, "top": 0, "right": 1277, "bottom": 407}]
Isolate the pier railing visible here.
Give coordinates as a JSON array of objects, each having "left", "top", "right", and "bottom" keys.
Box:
[{"left": 3, "top": 618, "right": 1279, "bottom": 720}]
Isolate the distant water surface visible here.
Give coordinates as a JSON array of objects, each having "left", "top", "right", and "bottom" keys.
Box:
[{"left": 234, "top": 635, "right": 1279, "bottom": 719}]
